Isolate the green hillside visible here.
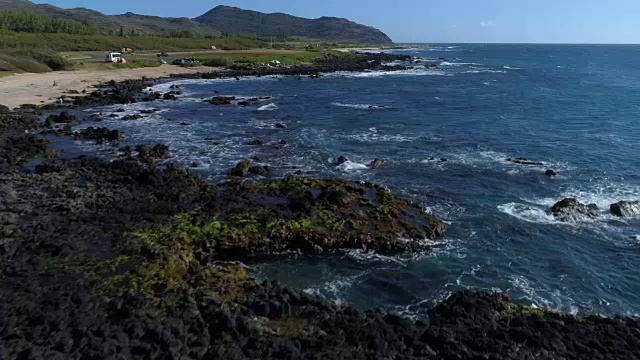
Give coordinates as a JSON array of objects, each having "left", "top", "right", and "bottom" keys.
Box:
[{"left": 0, "top": 0, "right": 392, "bottom": 43}]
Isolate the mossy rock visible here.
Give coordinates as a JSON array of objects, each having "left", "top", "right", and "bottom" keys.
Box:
[{"left": 135, "top": 177, "right": 447, "bottom": 261}]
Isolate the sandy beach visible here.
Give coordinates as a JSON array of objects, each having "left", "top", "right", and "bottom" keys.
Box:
[{"left": 0, "top": 65, "right": 213, "bottom": 109}]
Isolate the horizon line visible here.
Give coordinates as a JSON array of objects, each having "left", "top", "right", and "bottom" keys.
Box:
[{"left": 395, "top": 42, "right": 640, "bottom": 45}]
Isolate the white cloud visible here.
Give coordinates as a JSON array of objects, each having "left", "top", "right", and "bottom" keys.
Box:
[{"left": 480, "top": 20, "right": 496, "bottom": 28}]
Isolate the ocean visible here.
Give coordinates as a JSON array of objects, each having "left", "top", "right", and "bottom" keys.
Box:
[{"left": 70, "top": 44, "right": 640, "bottom": 318}]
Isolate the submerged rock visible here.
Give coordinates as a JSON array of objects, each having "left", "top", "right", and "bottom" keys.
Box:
[
  {"left": 210, "top": 96, "right": 236, "bottom": 105},
  {"left": 247, "top": 139, "right": 264, "bottom": 146},
  {"left": 248, "top": 165, "right": 271, "bottom": 177},
  {"left": 369, "top": 159, "right": 386, "bottom": 169},
  {"left": 135, "top": 144, "right": 170, "bottom": 163},
  {"left": 545, "top": 169, "right": 558, "bottom": 177},
  {"left": 163, "top": 92, "right": 178, "bottom": 100},
  {"left": 229, "top": 159, "right": 252, "bottom": 177},
  {"left": 551, "top": 198, "right": 600, "bottom": 221},
  {"left": 74, "top": 127, "right": 121, "bottom": 144},
  {"left": 336, "top": 156, "right": 349, "bottom": 166},
  {"left": 507, "top": 157, "right": 544, "bottom": 166},
  {"left": 122, "top": 114, "right": 143, "bottom": 121},
  {"left": 274, "top": 122, "right": 287, "bottom": 129},
  {"left": 44, "top": 111, "right": 79, "bottom": 127},
  {"left": 610, "top": 201, "right": 640, "bottom": 217}
]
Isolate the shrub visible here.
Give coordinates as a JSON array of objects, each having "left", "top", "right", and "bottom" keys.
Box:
[
  {"left": 202, "top": 57, "right": 228, "bottom": 67},
  {"left": 0, "top": 49, "right": 70, "bottom": 73},
  {"left": 131, "top": 60, "right": 162, "bottom": 68}
]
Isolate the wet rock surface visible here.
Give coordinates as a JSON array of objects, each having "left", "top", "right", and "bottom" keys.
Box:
[
  {"left": 74, "top": 127, "right": 122, "bottom": 144},
  {"left": 0, "top": 111, "right": 50, "bottom": 173},
  {"left": 507, "top": 157, "right": 545, "bottom": 166},
  {"left": 610, "top": 200, "right": 640, "bottom": 217},
  {"left": 552, "top": 198, "right": 600, "bottom": 221}
]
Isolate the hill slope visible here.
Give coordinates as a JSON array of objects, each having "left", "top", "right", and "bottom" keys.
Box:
[
  {"left": 0, "top": 0, "right": 391, "bottom": 43},
  {"left": 195, "top": 5, "right": 392, "bottom": 44},
  {"left": 0, "top": 0, "right": 213, "bottom": 36}
]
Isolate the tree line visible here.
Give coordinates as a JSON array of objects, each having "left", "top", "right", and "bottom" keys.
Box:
[{"left": 0, "top": 10, "right": 97, "bottom": 35}]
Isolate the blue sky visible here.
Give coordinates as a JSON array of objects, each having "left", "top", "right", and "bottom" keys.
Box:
[{"left": 33, "top": 0, "right": 640, "bottom": 43}]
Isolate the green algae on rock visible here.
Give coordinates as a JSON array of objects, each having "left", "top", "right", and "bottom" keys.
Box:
[{"left": 135, "top": 177, "right": 448, "bottom": 260}]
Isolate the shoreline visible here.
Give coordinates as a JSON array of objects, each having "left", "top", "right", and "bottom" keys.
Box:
[
  {"left": 2, "top": 54, "right": 640, "bottom": 358},
  {"left": 0, "top": 65, "right": 214, "bottom": 110},
  {"left": 0, "top": 52, "right": 417, "bottom": 110}
]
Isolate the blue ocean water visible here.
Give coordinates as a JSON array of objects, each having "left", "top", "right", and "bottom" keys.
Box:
[{"left": 73, "top": 44, "right": 640, "bottom": 317}]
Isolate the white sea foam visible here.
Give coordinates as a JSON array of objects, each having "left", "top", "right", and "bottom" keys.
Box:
[
  {"left": 439, "top": 61, "right": 482, "bottom": 66},
  {"left": 521, "top": 197, "right": 558, "bottom": 207},
  {"left": 448, "top": 150, "right": 510, "bottom": 167},
  {"left": 326, "top": 69, "right": 449, "bottom": 78},
  {"left": 331, "top": 102, "right": 391, "bottom": 110},
  {"left": 423, "top": 46, "right": 461, "bottom": 52},
  {"left": 559, "top": 182, "right": 640, "bottom": 211},
  {"left": 303, "top": 274, "right": 363, "bottom": 303},
  {"left": 150, "top": 76, "right": 279, "bottom": 93},
  {"left": 343, "top": 249, "right": 416, "bottom": 266},
  {"left": 257, "top": 103, "right": 278, "bottom": 111},
  {"left": 498, "top": 203, "right": 558, "bottom": 224},
  {"left": 345, "top": 130, "right": 416, "bottom": 143},
  {"left": 464, "top": 69, "right": 507, "bottom": 74},
  {"left": 336, "top": 160, "right": 369, "bottom": 171},
  {"left": 508, "top": 275, "right": 580, "bottom": 315},
  {"left": 503, "top": 65, "right": 521, "bottom": 70}
]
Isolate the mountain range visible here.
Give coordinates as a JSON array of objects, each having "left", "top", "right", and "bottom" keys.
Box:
[{"left": 0, "top": 0, "right": 393, "bottom": 43}]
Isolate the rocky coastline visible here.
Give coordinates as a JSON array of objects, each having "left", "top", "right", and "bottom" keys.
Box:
[{"left": 2, "top": 55, "right": 640, "bottom": 359}]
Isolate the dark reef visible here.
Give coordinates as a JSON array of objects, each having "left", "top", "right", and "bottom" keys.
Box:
[{"left": 1, "top": 62, "right": 640, "bottom": 359}]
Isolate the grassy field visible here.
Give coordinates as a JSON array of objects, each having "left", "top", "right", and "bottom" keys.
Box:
[
  {"left": 59, "top": 49, "right": 331, "bottom": 71},
  {"left": 0, "top": 28, "right": 362, "bottom": 74}
]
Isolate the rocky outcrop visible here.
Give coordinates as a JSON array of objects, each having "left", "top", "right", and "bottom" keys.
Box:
[
  {"left": 163, "top": 91, "right": 179, "bottom": 100},
  {"left": 229, "top": 159, "right": 252, "bottom": 177},
  {"left": 248, "top": 165, "right": 271, "bottom": 177},
  {"left": 210, "top": 96, "right": 236, "bottom": 105},
  {"left": 74, "top": 79, "right": 150, "bottom": 107},
  {"left": 336, "top": 156, "right": 349, "bottom": 166},
  {"left": 2, "top": 111, "right": 640, "bottom": 359},
  {"left": 369, "top": 159, "right": 386, "bottom": 169},
  {"left": 135, "top": 144, "right": 170, "bottom": 163},
  {"left": 44, "top": 111, "right": 79, "bottom": 127},
  {"left": 610, "top": 201, "right": 640, "bottom": 217},
  {"left": 122, "top": 114, "right": 144, "bottom": 121},
  {"left": 507, "top": 157, "right": 544, "bottom": 166},
  {"left": 0, "top": 112, "right": 48, "bottom": 173},
  {"left": 545, "top": 169, "right": 557, "bottom": 177},
  {"left": 210, "top": 177, "right": 447, "bottom": 256},
  {"left": 74, "top": 127, "right": 121, "bottom": 144},
  {"left": 551, "top": 198, "right": 600, "bottom": 221}
]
